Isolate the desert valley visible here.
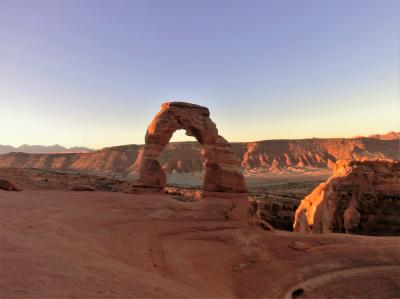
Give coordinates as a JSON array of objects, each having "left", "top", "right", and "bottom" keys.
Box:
[
  {"left": 1, "top": 1, "right": 399, "bottom": 298},
  {"left": 0, "top": 102, "right": 399, "bottom": 299}
]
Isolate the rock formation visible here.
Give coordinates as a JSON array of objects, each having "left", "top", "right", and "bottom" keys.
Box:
[
  {"left": 360, "top": 131, "right": 400, "bottom": 140},
  {"left": 70, "top": 184, "right": 96, "bottom": 191},
  {"left": 138, "top": 102, "right": 247, "bottom": 193},
  {"left": 0, "top": 179, "right": 21, "bottom": 191},
  {"left": 293, "top": 159, "right": 400, "bottom": 235},
  {"left": 1, "top": 134, "right": 399, "bottom": 178}
]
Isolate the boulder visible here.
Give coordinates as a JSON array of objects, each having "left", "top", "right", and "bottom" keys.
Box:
[
  {"left": 293, "top": 159, "right": 400, "bottom": 235},
  {"left": 70, "top": 185, "right": 96, "bottom": 191},
  {"left": 0, "top": 179, "right": 21, "bottom": 191}
]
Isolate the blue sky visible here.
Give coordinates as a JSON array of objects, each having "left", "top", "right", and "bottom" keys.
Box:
[{"left": 0, "top": 0, "right": 399, "bottom": 148}]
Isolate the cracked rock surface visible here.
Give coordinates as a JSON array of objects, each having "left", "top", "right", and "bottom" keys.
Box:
[{"left": 1, "top": 189, "right": 399, "bottom": 298}]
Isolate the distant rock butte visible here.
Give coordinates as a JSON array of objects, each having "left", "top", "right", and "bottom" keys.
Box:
[
  {"left": 138, "top": 102, "right": 247, "bottom": 193},
  {"left": 354, "top": 131, "right": 400, "bottom": 140},
  {"left": 293, "top": 159, "right": 400, "bottom": 235},
  {"left": 0, "top": 133, "right": 398, "bottom": 178}
]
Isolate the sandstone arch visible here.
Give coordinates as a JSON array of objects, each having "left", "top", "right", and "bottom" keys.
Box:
[{"left": 139, "top": 102, "right": 247, "bottom": 193}]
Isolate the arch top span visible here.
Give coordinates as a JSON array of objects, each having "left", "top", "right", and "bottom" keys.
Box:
[{"left": 138, "top": 101, "right": 247, "bottom": 194}]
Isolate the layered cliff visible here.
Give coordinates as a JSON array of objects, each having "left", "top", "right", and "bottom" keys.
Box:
[{"left": 0, "top": 137, "right": 398, "bottom": 178}]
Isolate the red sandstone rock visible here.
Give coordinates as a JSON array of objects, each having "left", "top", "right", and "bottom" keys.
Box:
[
  {"left": 0, "top": 179, "right": 21, "bottom": 191},
  {"left": 366, "top": 131, "right": 400, "bottom": 140},
  {"left": 293, "top": 159, "right": 400, "bottom": 235},
  {"left": 1, "top": 134, "right": 399, "bottom": 177},
  {"left": 2, "top": 189, "right": 398, "bottom": 298},
  {"left": 138, "top": 102, "right": 247, "bottom": 193},
  {"left": 70, "top": 184, "right": 96, "bottom": 191}
]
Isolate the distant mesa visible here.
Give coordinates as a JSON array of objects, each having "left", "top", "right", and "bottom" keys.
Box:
[
  {"left": 0, "top": 131, "right": 398, "bottom": 178},
  {"left": 354, "top": 131, "right": 400, "bottom": 140},
  {"left": 293, "top": 159, "right": 400, "bottom": 235},
  {"left": 138, "top": 101, "right": 247, "bottom": 193}
]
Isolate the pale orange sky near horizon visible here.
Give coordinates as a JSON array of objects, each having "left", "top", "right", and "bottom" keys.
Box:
[
  {"left": 1, "top": 0, "right": 399, "bottom": 149},
  {"left": 1, "top": 91, "right": 399, "bottom": 150}
]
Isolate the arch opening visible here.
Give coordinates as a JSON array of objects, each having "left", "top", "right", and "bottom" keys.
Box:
[{"left": 161, "top": 130, "right": 204, "bottom": 187}]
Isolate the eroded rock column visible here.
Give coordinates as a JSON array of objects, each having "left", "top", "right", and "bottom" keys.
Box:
[{"left": 293, "top": 159, "right": 400, "bottom": 235}]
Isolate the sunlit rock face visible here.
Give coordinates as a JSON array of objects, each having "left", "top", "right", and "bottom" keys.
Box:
[
  {"left": 1, "top": 134, "right": 398, "bottom": 178},
  {"left": 293, "top": 159, "right": 400, "bottom": 235},
  {"left": 138, "top": 102, "right": 247, "bottom": 193}
]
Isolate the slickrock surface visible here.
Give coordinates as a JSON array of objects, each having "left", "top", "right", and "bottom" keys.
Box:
[
  {"left": 138, "top": 102, "right": 247, "bottom": 192},
  {"left": 294, "top": 159, "right": 400, "bottom": 235},
  {"left": 1, "top": 189, "right": 399, "bottom": 298}
]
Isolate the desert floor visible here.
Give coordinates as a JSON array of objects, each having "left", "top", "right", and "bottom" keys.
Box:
[{"left": 1, "top": 185, "right": 399, "bottom": 298}]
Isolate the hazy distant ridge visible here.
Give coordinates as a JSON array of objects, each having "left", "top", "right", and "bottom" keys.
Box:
[{"left": 0, "top": 144, "right": 94, "bottom": 154}]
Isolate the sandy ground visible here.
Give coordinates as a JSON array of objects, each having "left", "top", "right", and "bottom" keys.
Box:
[
  {"left": 166, "top": 169, "right": 331, "bottom": 191},
  {"left": 1, "top": 188, "right": 399, "bottom": 299},
  {"left": 0, "top": 167, "right": 330, "bottom": 191}
]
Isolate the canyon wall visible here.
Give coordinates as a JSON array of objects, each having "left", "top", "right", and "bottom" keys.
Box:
[{"left": 0, "top": 137, "right": 398, "bottom": 178}]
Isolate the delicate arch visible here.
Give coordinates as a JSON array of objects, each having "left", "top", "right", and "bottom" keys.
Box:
[{"left": 138, "top": 102, "right": 247, "bottom": 193}]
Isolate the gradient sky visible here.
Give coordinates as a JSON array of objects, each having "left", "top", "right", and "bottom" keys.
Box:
[{"left": 1, "top": 0, "right": 399, "bottom": 149}]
